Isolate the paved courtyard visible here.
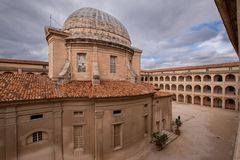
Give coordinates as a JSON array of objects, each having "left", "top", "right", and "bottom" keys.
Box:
[{"left": 140, "top": 103, "right": 239, "bottom": 160}]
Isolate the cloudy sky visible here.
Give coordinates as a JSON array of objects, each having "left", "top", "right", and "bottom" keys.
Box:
[{"left": 0, "top": 0, "right": 238, "bottom": 69}]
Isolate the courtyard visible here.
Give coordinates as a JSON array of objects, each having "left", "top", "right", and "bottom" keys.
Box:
[{"left": 140, "top": 102, "right": 239, "bottom": 160}]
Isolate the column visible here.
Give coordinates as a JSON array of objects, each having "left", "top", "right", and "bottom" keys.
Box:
[
  {"left": 95, "top": 110, "right": 104, "bottom": 160},
  {"left": 200, "top": 96, "right": 203, "bottom": 106},
  {"left": 211, "top": 97, "right": 214, "bottom": 108},
  {"left": 5, "top": 107, "right": 17, "bottom": 160},
  {"left": 53, "top": 106, "right": 63, "bottom": 160},
  {"left": 223, "top": 98, "right": 226, "bottom": 109}
]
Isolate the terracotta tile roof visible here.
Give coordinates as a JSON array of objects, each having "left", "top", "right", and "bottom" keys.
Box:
[
  {"left": 0, "top": 58, "right": 48, "bottom": 65},
  {"left": 0, "top": 74, "right": 58, "bottom": 102},
  {"left": 61, "top": 81, "right": 156, "bottom": 98},
  {"left": 0, "top": 75, "right": 171, "bottom": 103},
  {"left": 154, "top": 91, "right": 173, "bottom": 98},
  {"left": 142, "top": 61, "right": 240, "bottom": 73}
]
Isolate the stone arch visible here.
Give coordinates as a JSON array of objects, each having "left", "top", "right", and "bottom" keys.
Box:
[
  {"left": 186, "top": 75, "right": 192, "bottom": 82},
  {"left": 178, "top": 85, "right": 184, "bottom": 91},
  {"left": 194, "top": 75, "right": 201, "bottom": 82},
  {"left": 165, "top": 76, "right": 170, "bottom": 81},
  {"left": 225, "top": 86, "right": 236, "bottom": 95},
  {"left": 213, "top": 86, "right": 222, "bottom": 94},
  {"left": 171, "top": 84, "right": 177, "bottom": 91},
  {"left": 203, "top": 97, "right": 211, "bottom": 107},
  {"left": 160, "top": 84, "right": 164, "bottom": 90},
  {"left": 178, "top": 94, "right": 184, "bottom": 103},
  {"left": 178, "top": 76, "right": 184, "bottom": 82},
  {"left": 225, "top": 99, "right": 235, "bottom": 110},
  {"left": 213, "top": 98, "right": 222, "bottom": 108},
  {"left": 165, "top": 84, "right": 170, "bottom": 90},
  {"left": 171, "top": 76, "right": 176, "bottom": 81},
  {"left": 150, "top": 76, "right": 153, "bottom": 81},
  {"left": 155, "top": 76, "right": 158, "bottom": 81},
  {"left": 194, "top": 96, "right": 201, "bottom": 105},
  {"left": 186, "top": 85, "right": 192, "bottom": 92},
  {"left": 203, "top": 85, "right": 211, "bottom": 93},
  {"left": 203, "top": 75, "right": 211, "bottom": 82},
  {"left": 214, "top": 75, "right": 223, "bottom": 82},
  {"left": 194, "top": 85, "right": 201, "bottom": 93},
  {"left": 160, "top": 76, "right": 164, "bottom": 81},
  {"left": 225, "top": 74, "right": 236, "bottom": 82}
]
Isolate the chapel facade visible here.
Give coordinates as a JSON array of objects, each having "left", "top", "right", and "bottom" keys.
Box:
[{"left": 0, "top": 7, "right": 172, "bottom": 160}]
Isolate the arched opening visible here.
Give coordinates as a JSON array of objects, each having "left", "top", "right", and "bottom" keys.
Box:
[
  {"left": 178, "top": 76, "right": 184, "bottom": 82},
  {"left": 214, "top": 75, "right": 223, "bottom": 82},
  {"left": 213, "top": 98, "right": 222, "bottom": 108},
  {"left": 165, "top": 76, "right": 170, "bottom": 81},
  {"left": 172, "top": 94, "right": 176, "bottom": 101},
  {"left": 27, "top": 72, "right": 34, "bottom": 75},
  {"left": 225, "top": 86, "right": 236, "bottom": 95},
  {"left": 178, "top": 85, "right": 184, "bottom": 91},
  {"left": 194, "top": 75, "right": 201, "bottom": 82},
  {"left": 165, "top": 84, "right": 170, "bottom": 90},
  {"left": 171, "top": 84, "right": 176, "bottom": 91},
  {"left": 155, "top": 76, "right": 158, "bottom": 81},
  {"left": 203, "top": 75, "right": 211, "bottom": 82},
  {"left": 3, "top": 72, "right": 14, "bottom": 74},
  {"left": 186, "top": 76, "right": 192, "bottom": 82},
  {"left": 186, "top": 95, "right": 192, "bottom": 104},
  {"left": 186, "top": 85, "right": 192, "bottom": 92},
  {"left": 171, "top": 76, "right": 176, "bottom": 81},
  {"left": 150, "top": 76, "right": 153, "bottom": 81},
  {"left": 203, "top": 97, "right": 211, "bottom": 107},
  {"left": 225, "top": 99, "right": 235, "bottom": 110},
  {"left": 203, "top": 85, "right": 211, "bottom": 93},
  {"left": 225, "top": 74, "right": 236, "bottom": 82},
  {"left": 141, "top": 77, "right": 144, "bottom": 81},
  {"left": 160, "top": 84, "right": 164, "bottom": 90},
  {"left": 194, "top": 96, "right": 201, "bottom": 105},
  {"left": 154, "top": 84, "right": 158, "bottom": 88},
  {"left": 178, "top": 94, "right": 184, "bottom": 103},
  {"left": 194, "top": 85, "right": 201, "bottom": 93},
  {"left": 145, "top": 77, "right": 148, "bottom": 81},
  {"left": 160, "top": 76, "right": 164, "bottom": 81},
  {"left": 213, "top": 86, "right": 222, "bottom": 94}
]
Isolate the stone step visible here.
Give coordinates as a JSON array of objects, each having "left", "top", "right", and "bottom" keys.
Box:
[{"left": 161, "top": 130, "right": 178, "bottom": 145}]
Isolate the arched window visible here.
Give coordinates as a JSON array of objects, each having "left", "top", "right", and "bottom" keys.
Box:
[
  {"left": 171, "top": 76, "right": 176, "bottom": 81},
  {"left": 178, "top": 94, "right": 184, "bottom": 102},
  {"left": 145, "top": 77, "right": 148, "bottom": 81},
  {"left": 165, "top": 84, "right": 170, "bottom": 90},
  {"left": 203, "top": 75, "right": 211, "bottom": 82},
  {"left": 213, "top": 98, "right": 222, "bottom": 108},
  {"left": 141, "top": 77, "right": 144, "bottom": 81},
  {"left": 160, "top": 76, "right": 164, "bottom": 81},
  {"left": 150, "top": 76, "right": 153, "bottom": 81},
  {"left": 225, "top": 86, "right": 235, "bottom": 95},
  {"left": 178, "top": 85, "right": 184, "bottom": 91},
  {"left": 194, "top": 96, "right": 201, "bottom": 105},
  {"left": 214, "top": 75, "right": 222, "bottom": 82},
  {"left": 186, "top": 76, "right": 192, "bottom": 82},
  {"left": 171, "top": 84, "right": 176, "bottom": 91},
  {"left": 225, "top": 74, "right": 236, "bottom": 82},
  {"left": 186, "top": 85, "right": 192, "bottom": 92},
  {"left": 194, "top": 85, "right": 201, "bottom": 93},
  {"left": 203, "top": 85, "right": 211, "bottom": 93},
  {"left": 186, "top": 95, "right": 192, "bottom": 104},
  {"left": 155, "top": 76, "right": 158, "bottom": 81},
  {"left": 25, "top": 131, "right": 48, "bottom": 145},
  {"left": 165, "top": 76, "right": 170, "bottom": 81},
  {"left": 178, "top": 76, "right": 184, "bottom": 82},
  {"left": 160, "top": 84, "right": 164, "bottom": 90},
  {"left": 225, "top": 99, "right": 235, "bottom": 110},
  {"left": 214, "top": 86, "right": 222, "bottom": 94},
  {"left": 203, "top": 97, "right": 211, "bottom": 107},
  {"left": 194, "top": 75, "right": 201, "bottom": 82}
]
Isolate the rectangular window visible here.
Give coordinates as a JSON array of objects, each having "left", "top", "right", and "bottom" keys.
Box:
[
  {"left": 78, "top": 53, "right": 86, "bottom": 72},
  {"left": 30, "top": 114, "right": 43, "bottom": 120},
  {"left": 113, "top": 110, "right": 122, "bottom": 115},
  {"left": 156, "top": 121, "right": 160, "bottom": 132},
  {"left": 74, "top": 126, "right": 84, "bottom": 149},
  {"left": 114, "top": 124, "right": 122, "bottom": 149},
  {"left": 73, "top": 111, "right": 84, "bottom": 117},
  {"left": 32, "top": 131, "right": 43, "bottom": 142},
  {"left": 110, "top": 56, "right": 117, "bottom": 73}
]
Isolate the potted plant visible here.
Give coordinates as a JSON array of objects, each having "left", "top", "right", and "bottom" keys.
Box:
[
  {"left": 152, "top": 132, "right": 168, "bottom": 150},
  {"left": 175, "top": 115, "right": 182, "bottom": 135}
]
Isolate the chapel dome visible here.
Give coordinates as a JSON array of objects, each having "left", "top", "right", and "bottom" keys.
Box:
[{"left": 63, "top": 7, "right": 131, "bottom": 47}]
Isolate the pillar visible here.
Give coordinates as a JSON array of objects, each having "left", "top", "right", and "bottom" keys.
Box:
[
  {"left": 95, "top": 110, "right": 104, "bottom": 160},
  {"left": 5, "top": 107, "right": 17, "bottom": 160},
  {"left": 211, "top": 97, "right": 214, "bottom": 108},
  {"left": 53, "top": 106, "right": 63, "bottom": 160}
]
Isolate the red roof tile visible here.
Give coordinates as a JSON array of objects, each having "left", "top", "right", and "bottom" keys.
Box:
[
  {"left": 0, "top": 75, "right": 171, "bottom": 103},
  {"left": 0, "top": 74, "right": 58, "bottom": 102}
]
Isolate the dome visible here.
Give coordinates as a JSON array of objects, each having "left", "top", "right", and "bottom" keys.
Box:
[{"left": 63, "top": 7, "right": 131, "bottom": 47}]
